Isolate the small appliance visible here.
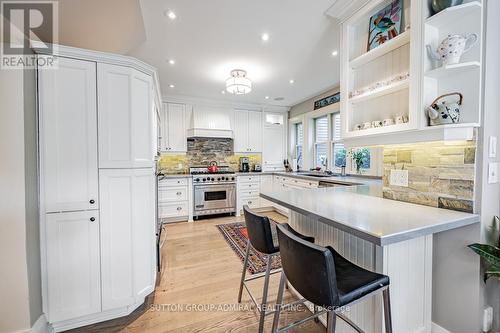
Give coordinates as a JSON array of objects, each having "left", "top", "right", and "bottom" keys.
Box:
[
  {"left": 239, "top": 157, "right": 250, "bottom": 172},
  {"left": 253, "top": 164, "right": 262, "bottom": 172}
]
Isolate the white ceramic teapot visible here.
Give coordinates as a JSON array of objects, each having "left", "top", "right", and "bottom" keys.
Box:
[
  {"left": 427, "top": 33, "right": 478, "bottom": 65},
  {"left": 426, "top": 92, "right": 463, "bottom": 126}
]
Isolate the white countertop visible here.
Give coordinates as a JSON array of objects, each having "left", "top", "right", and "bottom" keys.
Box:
[{"left": 260, "top": 186, "right": 479, "bottom": 246}]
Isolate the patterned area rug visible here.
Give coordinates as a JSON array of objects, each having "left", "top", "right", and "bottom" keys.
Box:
[{"left": 216, "top": 221, "right": 281, "bottom": 274}]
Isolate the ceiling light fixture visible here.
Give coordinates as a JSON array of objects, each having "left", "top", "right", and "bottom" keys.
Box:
[
  {"left": 261, "top": 33, "right": 269, "bottom": 41},
  {"left": 331, "top": 50, "right": 338, "bottom": 56},
  {"left": 165, "top": 10, "right": 176, "bottom": 20},
  {"left": 168, "top": 59, "right": 175, "bottom": 65},
  {"left": 289, "top": 79, "right": 295, "bottom": 84},
  {"left": 265, "top": 96, "right": 270, "bottom": 99},
  {"left": 225, "top": 69, "right": 252, "bottom": 95},
  {"left": 169, "top": 84, "right": 175, "bottom": 88},
  {"left": 221, "top": 90, "right": 226, "bottom": 94}
]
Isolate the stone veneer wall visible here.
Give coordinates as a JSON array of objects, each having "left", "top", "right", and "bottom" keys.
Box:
[
  {"left": 382, "top": 141, "right": 476, "bottom": 213},
  {"left": 157, "top": 137, "right": 262, "bottom": 173}
]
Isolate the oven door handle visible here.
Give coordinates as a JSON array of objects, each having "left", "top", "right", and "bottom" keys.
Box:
[{"left": 194, "top": 185, "right": 235, "bottom": 191}]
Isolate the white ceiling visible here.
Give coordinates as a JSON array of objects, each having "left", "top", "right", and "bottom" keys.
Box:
[{"left": 130, "top": 0, "right": 341, "bottom": 107}]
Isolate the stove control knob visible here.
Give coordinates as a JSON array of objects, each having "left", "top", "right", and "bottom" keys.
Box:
[
  {"left": 221, "top": 177, "right": 225, "bottom": 181},
  {"left": 195, "top": 178, "right": 200, "bottom": 182},
  {"left": 211, "top": 177, "right": 215, "bottom": 181},
  {"left": 217, "top": 177, "right": 221, "bottom": 181},
  {"left": 231, "top": 177, "right": 235, "bottom": 181},
  {"left": 202, "top": 178, "right": 206, "bottom": 181}
]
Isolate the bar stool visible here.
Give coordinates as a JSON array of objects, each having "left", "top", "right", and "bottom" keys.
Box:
[
  {"left": 272, "top": 223, "right": 392, "bottom": 333},
  {"left": 238, "top": 206, "right": 314, "bottom": 333}
]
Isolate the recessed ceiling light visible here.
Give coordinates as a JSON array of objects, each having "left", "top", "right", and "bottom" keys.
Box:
[
  {"left": 331, "top": 50, "right": 338, "bottom": 56},
  {"left": 265, "top": 96, "right": 270, "bottom": 99},
  {"left": 261, "top": 33, "right": 269, "bottom": 41},
  {"left": 165, "top": 10, "right": 176, "bottom": 20},
  {"left": 168, "top": 59, "right": 175, "bottom": 65},
  {"left": 221, "top": 90, "right": 226, "bottom": 94},
  {"left": 289, "top": 79, "right": 295, "bottom": 84},
  {"left": 169, "top": 84, "right": 175, "bottom": 88}
]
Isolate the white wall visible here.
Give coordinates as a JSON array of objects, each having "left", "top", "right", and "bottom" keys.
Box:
[
  {"left": 0, "top": 57, "right": 43, "bottom": 332},
  {"left": 288, "top": 86, "right": 339, "bottom": 118}
]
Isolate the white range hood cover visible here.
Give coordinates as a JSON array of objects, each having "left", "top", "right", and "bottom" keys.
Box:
[{"left": 187, "top": 105, "right": 233, "bottom": 138}]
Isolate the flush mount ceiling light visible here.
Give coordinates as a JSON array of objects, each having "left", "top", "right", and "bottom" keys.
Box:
[
  {"left": 225, "top": 69, "right": 252, "bottom": 95},
  {"left": 261, "top": 33, "right": 270, "bottom": 41}
]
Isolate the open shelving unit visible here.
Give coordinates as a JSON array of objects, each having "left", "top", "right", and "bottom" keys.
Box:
[{"left": 338, "top": 0, "right": 483, "bottom": 147}]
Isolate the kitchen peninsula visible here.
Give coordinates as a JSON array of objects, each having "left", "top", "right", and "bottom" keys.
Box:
[{"left": 261, "top": 185, "right": 480, "bottom": 333}]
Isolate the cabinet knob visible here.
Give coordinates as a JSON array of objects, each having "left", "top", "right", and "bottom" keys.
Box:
[
  {"left": 248, "top": 201, "right": 252, "bottom": 204},
  {"left": 176, "top": 207, "right": 182, "bottom": 211},
  {"left": 89, "top": 199, "right": 95, "bottom": 204},
  {"left": 90, "top": 217, "right": 95, "bottom": 222},
  {"left": 176, "top": 191, "right": 182, "bottom": 195}
]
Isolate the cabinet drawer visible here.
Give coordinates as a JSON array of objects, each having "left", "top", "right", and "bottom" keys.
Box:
[
  {"left": 238, "top": 175, "right": 260, "bottom": 183},
  {"left": 288, "top": 178, "right": 318, "bottom": 188},
  {"left": 238, "top": 189, "right": 260, "bottom": 198},
  {"left": 237, "top": 182, "right": 260, "bottom": 191},
  {"left": 159, "top": 178, "right": 188, "bottom": 187},
  {"left": 159, "top": 201, "right": 188, "bottom": 218},
  {"left": 240, "top": 197, "right": 260, "bottom": 209},
  {"left": 159, "top": 187, "right": 188, "bottom": 202}
]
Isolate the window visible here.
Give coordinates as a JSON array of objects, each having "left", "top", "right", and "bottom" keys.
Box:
[
  {"left": 314, "top": 116, "right": 328, "bottom": 168},
  {"left": 295, "top": 123, "right": 303, "bottom": 169},
  {"left": 331, "top": 113, "right": 346, "bottom": 171}
]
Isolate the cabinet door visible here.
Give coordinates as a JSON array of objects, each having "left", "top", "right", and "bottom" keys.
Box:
[
  {"left": 234, "top": 110, "right": 249, "bottom": 152},
  {"left": 39, "top": 56, "right": 99, "bottom": 213},
  {"left": 98, "top": 64, "right": 153, "bottom": 168},
  {"left": 167, "top": 103, "right": 187, "bottom": 152},
  {"left": 247, "top": 111, "right": 262, "bottom": 152},
  {"left": 131, "top": 69, "right": 153, "bottom": 166},
  {"left": 99, "top": 169, "right": 155, "bottom": 309},
  {"left": 46, "top": 211, "right": 101, "bottom": 322}
]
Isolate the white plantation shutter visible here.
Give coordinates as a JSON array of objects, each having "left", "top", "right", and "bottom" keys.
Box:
[
  {"left": 332, "top": 113, "right": 341, "bottom": 141},
  {"left": 315, "top": 116, "right": 328, "bottom": 143},
  {"left": 296, "top": 123, "right": 303, "bottom": 145}
]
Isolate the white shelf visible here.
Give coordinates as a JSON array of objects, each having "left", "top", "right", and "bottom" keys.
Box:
[
  {"left": 426, "top": 1, "right": 482, "bottom": 29},
  {"left": 421, "top": 122, "right": 480, "bottom": 130},
  {"left": 349, "top": 79, "right": 409, "bottom": 104},
  {"left": 346, "top": 122, "right": 412, "bottom": 138},
  {"left": 425, "top": 61, "right": 480, "bottom": 78},
  {"left": 349, "top": 30, "right": 410, "bottom": 69}
]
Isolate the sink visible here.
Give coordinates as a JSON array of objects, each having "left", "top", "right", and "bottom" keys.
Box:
[{"left": 301, "top": 173, "right": 338, "bottom": 178}]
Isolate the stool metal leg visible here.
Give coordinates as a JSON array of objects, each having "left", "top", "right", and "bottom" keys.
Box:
[
  {"left": 313, "top": 305, "right": 320, "bottom": 323},
  {"left": 272, "top": 271, "right": 287, "bottom": 333},
  {"left": 238, "top": 239, "right": 251, "bottom": 303},
  {"left": 382, "top": 287, "right": 393, "bottom": 333},
  {"left": 327, "top": 311, "right": 336, "bottom": 333},
  {"left": 258, "top": 254, "right": 273, "bottom": 333}
]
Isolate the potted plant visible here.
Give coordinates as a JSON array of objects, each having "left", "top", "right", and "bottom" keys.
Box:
[
  {"left": 468, "top": 216, "right": 500, "bottom": 282},
  {"left": 351, "top": 148, "right": 370, "bottom": 174}
]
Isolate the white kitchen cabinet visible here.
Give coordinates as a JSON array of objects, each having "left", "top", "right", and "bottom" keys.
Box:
[
  {"left": 158, "top": 177, "right": 191, "bottom": 221},
  {"left": 98, "top": 64, "right": 153, "bottom": 168},
  {"left": 234, "top": 110, "right": 262, "bottom": 153},
  {"left": 38, "top": 56, "right": 99, "bottom": 213},
  {"left": 161, "top": 103, "right": 187, "bottom": 152},
  {"left": 262, "top": 113, "right": 287, "bottom": 171},
  {"left": 45, "top": 211, "right": 101, "bottom": 322},
  {"left": 99, "top": 169, "right": 155, "bottom": 310}
]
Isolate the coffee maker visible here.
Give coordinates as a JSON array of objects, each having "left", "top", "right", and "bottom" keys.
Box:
[{"left": 239, "top": 157, "right": 250, "bottom": 172}]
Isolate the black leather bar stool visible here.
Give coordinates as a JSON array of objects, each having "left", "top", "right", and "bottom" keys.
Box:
[
  {"left": 238, "top": 206, "right": 314, "bottom": 333},
  {"left": 272, "top": 223, "right": 392, "bottom": 333}
]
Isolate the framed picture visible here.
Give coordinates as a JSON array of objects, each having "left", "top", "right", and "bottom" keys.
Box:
[
  {"left": 367, "top": 0, "right": 403, "bottom": 51},
  {"left": 314, "top": 92, "right": 340, "bottom": 110}
]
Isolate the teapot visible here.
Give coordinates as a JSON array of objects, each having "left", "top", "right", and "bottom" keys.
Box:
[
  {"left": 426, "top": 92, "right": 463, "bottom": 126},
  {"left": 427, "top": 33, "right": 477, "bottom": 65}
]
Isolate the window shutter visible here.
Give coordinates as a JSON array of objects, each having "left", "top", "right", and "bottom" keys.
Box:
[{"left": 315, "top": 116, "right": 328, "bottom": 143}]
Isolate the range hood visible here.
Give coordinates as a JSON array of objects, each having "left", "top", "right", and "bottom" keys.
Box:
[{"left": 187, "top": 105, "right": 233, "bottom": 138}]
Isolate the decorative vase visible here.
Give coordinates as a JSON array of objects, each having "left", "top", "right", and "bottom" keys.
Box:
[{"left": 431, "top": 0, "right": 463, "bottom": 14}]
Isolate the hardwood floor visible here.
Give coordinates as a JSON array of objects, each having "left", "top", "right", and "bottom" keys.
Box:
[{"left": 68, "top": 211, "right": 325, "bottom": 333}]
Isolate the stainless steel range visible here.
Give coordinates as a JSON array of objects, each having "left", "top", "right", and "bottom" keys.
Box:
[{"left": 190, "top": 166, "right": 236, "bottom": 218}]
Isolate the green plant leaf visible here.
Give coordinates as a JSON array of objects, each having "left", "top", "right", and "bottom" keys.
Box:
[{"left": 468, "top": 243, "right": 500, "bottom": 267}]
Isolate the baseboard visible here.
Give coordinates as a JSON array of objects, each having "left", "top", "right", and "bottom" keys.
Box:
[
  {"left": 432, "top": 322, "right": 452, "bottom": 333},
  {"left": 31, "top": 314, "right": 52, "bottom": 333}
]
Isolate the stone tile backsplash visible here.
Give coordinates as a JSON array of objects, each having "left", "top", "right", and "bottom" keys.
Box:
[
  {"left": 382, "top": 141, "right": 476, "bottom": 213},
  {"left": 158, "top": 137, "right": 262, "bottom": 174}
]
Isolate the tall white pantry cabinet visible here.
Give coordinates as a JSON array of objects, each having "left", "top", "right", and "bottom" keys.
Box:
[{"left": 37, "top": 48, "right": 160, "bottom": 331}]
